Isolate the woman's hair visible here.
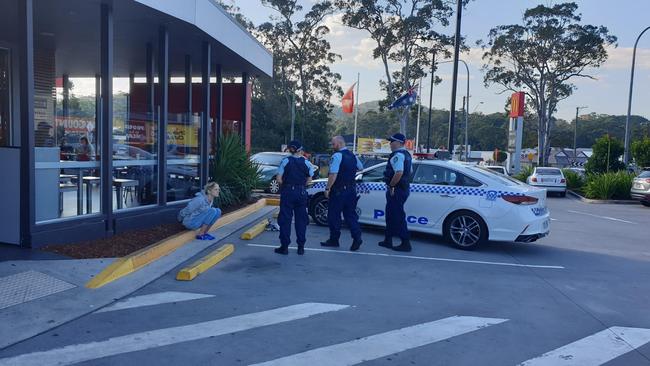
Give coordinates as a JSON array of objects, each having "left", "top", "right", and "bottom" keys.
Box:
[
  {"left": 80, "top": 136, "right": 89, "bottom": 144},
  {"left": 204, "top": 181, "right": 220, "bottom": 194}
]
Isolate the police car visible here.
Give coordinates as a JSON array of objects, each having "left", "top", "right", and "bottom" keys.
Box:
[{"left": 307, "top": 157, "right": 550, "bottom": 250}]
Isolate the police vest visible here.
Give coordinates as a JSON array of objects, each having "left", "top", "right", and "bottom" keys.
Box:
[
  {"left": 282, "top": 156, "right": 310, "bottom": 186},
  {"left": 383, "top": 149, "right": 412, "bottom": 189},
  {"left": 332, "top": 149, "right": 357, "bottom": 191}
]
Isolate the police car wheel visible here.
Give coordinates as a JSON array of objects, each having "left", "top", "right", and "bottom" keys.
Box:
[
  {"left": 269, "top": 179, "right": 280, "bottom": 194},
  {"left": 444, "top": 211, "right": 487, "bottom": 250},
  {"left": 310, "top": 195, "right": 329, "bottom": 226}
]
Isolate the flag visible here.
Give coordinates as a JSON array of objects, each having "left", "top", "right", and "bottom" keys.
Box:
[
  {"left": 342, "top": 83, "right": 356, "bottom": 114},
  {"left": 388, "top": 84, "right": 418, "bottom": 110}
]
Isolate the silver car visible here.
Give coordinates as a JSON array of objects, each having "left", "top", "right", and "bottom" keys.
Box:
[
  {"left": 526, "top": 167, "right": 567, "bottom": 197},
  {"left": 631, "top": 170, "right": 650, "bottom": 207}
]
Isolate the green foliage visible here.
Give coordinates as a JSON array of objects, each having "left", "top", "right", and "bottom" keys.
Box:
[
  {"left": 631, "top": 137, "right": 650, "bottom": 168},
  {"left": 585, "top": 135, "right": 626, "bottom": 174},
  {"left": 583, "top": 172, "right": 633, "bottom": 200},
  {"left": 494, "top": 151, "right": 508, "bottom": 163},
  {"left": 562, "top": 169, "right": 584, "bottom": 190},
  {"left": 514, "top": 165, "right": 534, "bottom": 182},
  {"left": 481, "top": 2, "right": 616, "bottom": 165},
  {"left": 210, "top": 134, "right": 260, "bottom": 208}
]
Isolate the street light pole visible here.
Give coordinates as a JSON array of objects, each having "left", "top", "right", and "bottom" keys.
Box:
[
  {"left": 624, "top": 26, "right": 650, "bottom": 165},
  {"left": 574, "top": 106, "right": 587, "bottom": 162},
  {"left": 426, "top": 50, "right": 436, "bottom": 153},
  {"left": 439, "top": 59, "right": 470, "bottom": 158},
  {"left": 447, "top": 0, "right": 463, "bottom": 153}
]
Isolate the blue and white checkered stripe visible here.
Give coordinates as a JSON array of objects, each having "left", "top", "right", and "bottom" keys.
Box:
[{"left": 310, "top": 181, "right": 523, "bottom": 198}]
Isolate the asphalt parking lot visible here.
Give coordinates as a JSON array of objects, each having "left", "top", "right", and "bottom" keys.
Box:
[{"left": 1, "top": 197, "right": 649, "bottom": 365}]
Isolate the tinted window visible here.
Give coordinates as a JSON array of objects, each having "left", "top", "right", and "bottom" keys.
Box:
[
  {"left": 413, "top": 165, "right": 459, "bottom": 185},
  {"left": 469, "top": 166, "right": 523, "bottom": 186},
  {"left": 536, "top": 168, "right": 562, "bottom": 175},
  {"left": 251, "top": 153, "right": 287, "bottom": 166},
  {"left": 361, "top": 164, "right": 386, "bottom": 182},
  {"left": 639, "top": 171, "right": 650, "bottom": 178}
]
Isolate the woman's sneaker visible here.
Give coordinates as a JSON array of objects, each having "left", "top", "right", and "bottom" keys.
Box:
[
  {"left": 204, "top": 234, "right": 216, "bottom": 240},
  {"left": 196, "top": 234, "right": 210, "bottom": 240}
]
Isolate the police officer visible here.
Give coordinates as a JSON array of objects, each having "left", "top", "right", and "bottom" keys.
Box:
[
  {"left": 321, "top": 136, "right": 364, "bottom": 251},
  {"left": 274, "top": 140, "right": 316, "bottom": 255},
  {"left": 379, "top": 133, "right": 413, "bottom": 252}
]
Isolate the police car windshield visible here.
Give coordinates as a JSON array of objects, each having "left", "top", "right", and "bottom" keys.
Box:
[
  {"left": 469, "top": 166, "right": 524, "bottom": 186},
  {"left": 251, "top": 153, "right": 287, "bottom": 166}
]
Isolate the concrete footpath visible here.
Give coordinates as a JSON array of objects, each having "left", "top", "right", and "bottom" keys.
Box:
[{"left": 0, "top": 205, "right": 276, "bottom": 350}]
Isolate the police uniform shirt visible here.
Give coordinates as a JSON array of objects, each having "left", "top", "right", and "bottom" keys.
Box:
[
  {"left": 389, "top": 148, "right": 412, "bottom": 174},
  {"left": 329, "top": 147, "right": 364, "bottom": 174},
  {"left": 276, "top": 156, "right": 317, "bottom": 178}
]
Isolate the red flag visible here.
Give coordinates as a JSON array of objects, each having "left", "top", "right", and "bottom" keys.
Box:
[{"left": 342, "top": 83, "right": 356, "bottom": 114}]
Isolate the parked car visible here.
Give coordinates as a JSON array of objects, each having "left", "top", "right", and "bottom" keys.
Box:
[
  {"left": 526, "top": 167, "right": 567, "bottom": 197},
  {"left": 250, "top": 152, "right": 290, "bottom": 194},
  {"left": 307, "top": 159, "right": 550, "bottom": 250},
  {"left": 359, "top": 155, "right": 388, "bottom": 169},
  {"left": 565, "top": 167, "right": 586, "bottom": 178},
  {"left": 631, "top": 169, "right": 650, "bottom": 207},
  {"left": 484, "top": 165, "right": 509, "bottom": 175}
]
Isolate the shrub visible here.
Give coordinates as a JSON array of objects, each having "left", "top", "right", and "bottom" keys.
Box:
[
  {"left": 210, "top": 134, "right": 260, "bottom": 208},
  {"left": 585, "top": 135, "right": 625, "bottom": 174},
  {"left": 513, "top": 165, "right": 534, "bottom": 182},
  {"left": 562, "top": 169, "right": 584, "bottom": 190},
  {"left": 583, "top": 171, "right": 633, "bottom": 200},
  {"left": 631, "top": 137, "right": 650, "bottom": 168}
]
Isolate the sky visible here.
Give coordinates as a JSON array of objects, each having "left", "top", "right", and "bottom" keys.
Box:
[{"left": 236, "top": 0, "right": 650, "bottom": 122}]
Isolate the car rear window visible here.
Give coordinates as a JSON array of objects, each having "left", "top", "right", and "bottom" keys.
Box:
[
  {"left": 639, "top": 171, "right": 650, "bottom": 178},
  {"left": 536, "top": 168, "right": 562, "bottom": 175},
  {"left": 469, "top": 166, "right": 524, "bottom": 186}
]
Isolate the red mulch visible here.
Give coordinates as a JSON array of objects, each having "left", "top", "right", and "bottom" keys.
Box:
[{"left": 41, "top": 197, "right": 263, "bottom": 259}]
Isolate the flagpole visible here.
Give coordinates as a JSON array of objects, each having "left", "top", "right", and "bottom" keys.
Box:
[
  {"left": 353, "top": 73, "right": 360, "bottom": 154},
  {"left": 415, "top": 78, "right": 423, "bottom": 153}
]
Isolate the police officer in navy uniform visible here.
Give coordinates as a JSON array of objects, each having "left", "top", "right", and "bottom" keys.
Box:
[
  {"left": 379, "top": 133, "right": 413, "bottom": 252},
  {"left": 274, "top": 140, "right": 316, "bottom": 255},
  {"left": 321, "top": 136, "right": 364, "bottom": 251}
]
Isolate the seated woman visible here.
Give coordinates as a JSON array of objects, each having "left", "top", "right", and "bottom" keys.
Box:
[{"left": 177, "top": 182, "right": 222, "bottom": 240}]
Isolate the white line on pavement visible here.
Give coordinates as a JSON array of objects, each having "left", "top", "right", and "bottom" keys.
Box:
[
  {"left": 550, "top": 218, "right": 558, "bottom": 221},
  {"left": 247, "top": 244, "right": 565, "bottom": 269},
  {"left": 96, "top": 291, "right": 215, "bottom": 313},
  {"left": 567, "top": 210, "right": 637, "bottom": 225},
  {"left": 0, "top": 303, "right": 349, "bottom": 366},
  {"left": 249, "top": 316, "right": 508, "bottom": 366},
  {"left": 518, "top": 326, "right": 650, "bottom": 366}
]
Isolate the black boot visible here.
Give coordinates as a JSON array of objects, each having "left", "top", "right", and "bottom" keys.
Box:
[
  {"left": 378, "top": 238, "right": 393, "bottom": 249},
  {"left": 350, "top": 239, "right": 362, "bottom": 252},
  {"left": 392, "top": 239, "right": 412, "bottom": 252},
  {"left": 320, "top": 239, "right": 340, "bottom": 247},
  {"left": 274, "top": 246, "right": 289, "bottom": 255},
  {"left": 297, "top": 245, "right": 305, "bottom": 255}
]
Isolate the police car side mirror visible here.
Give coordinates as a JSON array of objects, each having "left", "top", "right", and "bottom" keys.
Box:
[{"left": 355, "top": 174, "right": 362, "bottom": 181}]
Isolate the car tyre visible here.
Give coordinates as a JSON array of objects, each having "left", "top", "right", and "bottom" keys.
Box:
[
  {"left": 642, "top": 201, "right": 650, "bottom": 207},
  {"left": 310, "top": 194, "right": 329, "bottom": 226},
  {"left": 444, "top": 211, "right": 488, "bottom": 250},
  {"left": 268, "top": 178, "right": 280, "bottom": 194},
  {"left": 559, "top": 191, "right": 566, "bottom": 197}
]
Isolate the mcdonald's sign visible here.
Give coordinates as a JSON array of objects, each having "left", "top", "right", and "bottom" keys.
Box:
[{"left": 510, "top": 92, "right": 525, "bottom": 118}]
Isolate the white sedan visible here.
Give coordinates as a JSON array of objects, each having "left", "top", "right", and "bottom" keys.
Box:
[
  {"left": 307, "top": 159, "right": 550, "bottom": 250},
  {"left": 526, "top": 167, "right": 567, "bottom": 197}
]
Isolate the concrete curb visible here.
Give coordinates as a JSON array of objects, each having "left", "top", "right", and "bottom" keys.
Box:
[
  {"left": 567, "top": 190, "right": 640, "bottom": 205},
  {"left": 240, "top": 219, "right": 270, "bottom": 240},
  {"left": 86, "top": 198, "right": 271, "bottom": 289},
  {"left": 175, "top": 244, "right": 234, "bottom": 281}
]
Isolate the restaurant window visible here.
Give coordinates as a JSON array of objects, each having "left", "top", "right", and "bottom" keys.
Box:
[
  {"left": 33, "top": 0, "right": 102, "bottom": 223},
  {"left": 0, "top": 48, "right": 10, "bottom": 147}
]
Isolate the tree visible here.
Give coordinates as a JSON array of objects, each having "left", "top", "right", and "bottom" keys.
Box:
[
  {"left": 585, "top": 135, "right": 625, "bottom": 174},
  {"left": 336, "top": 0, "right": 457, "bottom": 134},
  {"left": 631, "top": 137, "right": 650, "bottom": 168},
  {"left": 256, "top": 0, "right": 342, "bottom": 151},
  {"left": 480, "top": 2, "right": 616, "bottom": 166}
]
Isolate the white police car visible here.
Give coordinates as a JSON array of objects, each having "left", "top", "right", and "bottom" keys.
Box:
[{"left": 307, "top": 158, "right": 550, "bottom": 250}]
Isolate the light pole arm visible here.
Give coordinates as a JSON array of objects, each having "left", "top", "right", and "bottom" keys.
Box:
[{"left": 624, "top": 26, "right": 650, "bottom": 164}]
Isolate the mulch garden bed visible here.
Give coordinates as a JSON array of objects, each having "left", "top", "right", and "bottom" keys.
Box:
[{"left": 41, "top": 197, "right": 262, "bottom": 259}]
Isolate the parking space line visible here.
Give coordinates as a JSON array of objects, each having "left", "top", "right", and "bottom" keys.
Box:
[
  {"left": 250, "top": 316, "right": 508, "bottom": 366},
  {"left": 567, "top": 210, "right": 637, "bottom": 225},
  {"left": 519, "top": 326, "right": 650, "bottom": 365},
  {"left": 0, "top": 303, "right": 349, "bottom": 366},
  {"left": 96, "top": 291, "right": 215, "bottom": 313},
  {"left": 246, "top": 244, "right": 565, "bottom": 269}
]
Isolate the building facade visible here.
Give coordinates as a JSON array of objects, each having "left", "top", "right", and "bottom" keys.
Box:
[{"left": 0, "top": 0, "right": 272, "bottom": 247}]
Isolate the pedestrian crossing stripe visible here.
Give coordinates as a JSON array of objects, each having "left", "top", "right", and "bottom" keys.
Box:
[{"left": 310, "top": 181, "right": 524, "bottom": 198}]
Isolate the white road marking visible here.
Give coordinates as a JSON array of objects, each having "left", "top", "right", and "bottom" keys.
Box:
[
  {"left": 96, "top": 291, "right": 215, "bottom": 313},
  {"left": 247, "top": 244, "right": 565, "bottom": 269},
  {"left": 519, "top": 326, "right": 650, "bottom": 366},
  {"left": 0, "top": 303, "right": 349, "bottom": 366},
  {"left": 249, "top": 316, "right": 508, "bottom": 366},
  {"left": 567, "top": 210, "right": 637, "bottom": 225},
  {"left": 550, "top": 218, "right": 558, "bottom": 221}
]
